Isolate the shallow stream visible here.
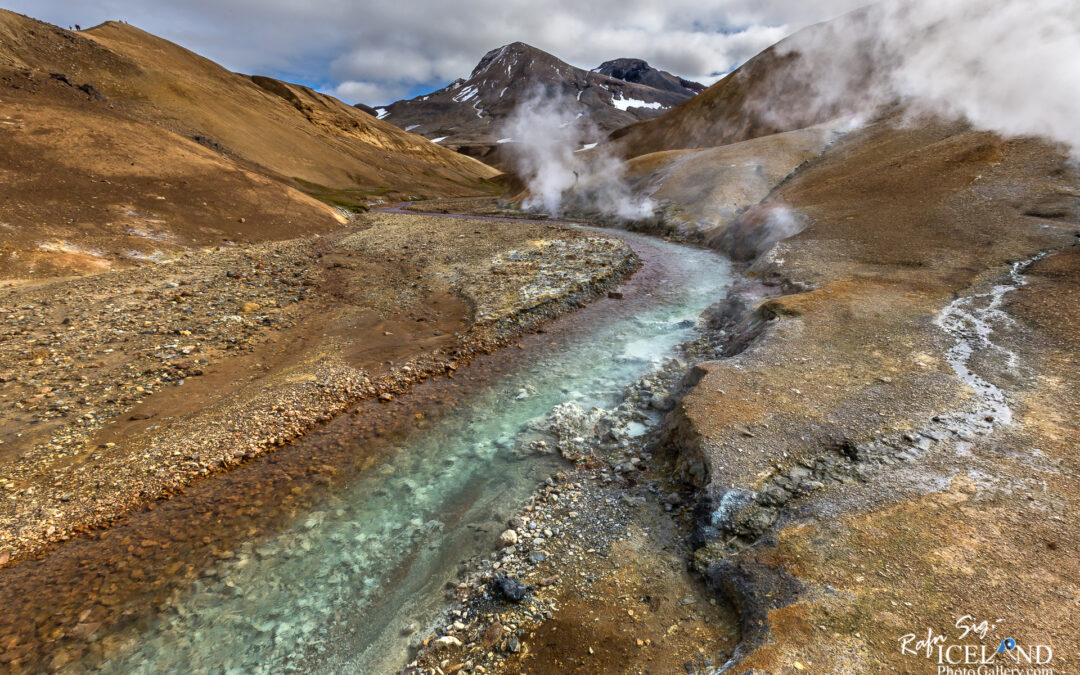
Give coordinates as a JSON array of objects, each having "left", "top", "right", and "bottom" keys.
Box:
[{"left": 2, "top": 223, "right": 732, "bottom": 673}]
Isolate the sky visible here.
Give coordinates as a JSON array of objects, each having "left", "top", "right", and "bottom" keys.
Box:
[{"left": 6, "top": 0, "right": 867, "bottom": 105}]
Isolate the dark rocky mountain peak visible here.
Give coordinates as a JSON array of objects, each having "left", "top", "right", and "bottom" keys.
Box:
[
  {"left": 596, "top": 58, "right": 706, "bottom": 96},
  {"left": 376, "top": 42, "right": 703, "bottom": 169}
]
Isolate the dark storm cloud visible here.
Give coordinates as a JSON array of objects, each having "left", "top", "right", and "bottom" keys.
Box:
[{"left": 6, "top": 0, "right": 866, "bottom": 104}]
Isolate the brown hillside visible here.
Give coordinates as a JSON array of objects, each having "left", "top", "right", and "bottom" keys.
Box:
[
  {"left": 611, "top": 10, "right": 878, "bottom": 158},
  {"left": 0, "top": 10, "right": 500, "bottom": 279},
  {"left": 0, "top": 56, "right": 344, "bottom": 279},
  {"left": 72, "top": 17, "right": 497, "bottom": 191}
]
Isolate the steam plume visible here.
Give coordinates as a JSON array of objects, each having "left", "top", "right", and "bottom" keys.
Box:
[
  {"left": 502, "top": 90, "right": 655, "bottom": 220},
  {"left": 775, "top": 0, "right": 1080, "bottom": 157}
]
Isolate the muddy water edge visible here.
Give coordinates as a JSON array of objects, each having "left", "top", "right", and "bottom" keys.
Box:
[{"left": 0, "top": 221, "right": 737, "bottom": 673}]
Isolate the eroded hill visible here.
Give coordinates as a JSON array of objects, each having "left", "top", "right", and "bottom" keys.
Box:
[{"left": 610, "top": 10, "right": 876, "bottom": 159}]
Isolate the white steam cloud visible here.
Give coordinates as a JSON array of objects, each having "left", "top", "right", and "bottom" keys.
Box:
[
  {"left": 776, "top": 0, "right": 1080, "bottom": 157},
  {"left": 503, "top": 91, "right": 655, "bottom": 221}
]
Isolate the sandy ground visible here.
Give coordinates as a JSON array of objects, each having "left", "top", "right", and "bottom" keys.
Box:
[{"left": 0, "top": 211, "right": 636, "bottom": 566}]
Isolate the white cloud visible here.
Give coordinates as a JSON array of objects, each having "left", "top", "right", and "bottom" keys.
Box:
[
  {"left": 330, "top": 80, "right": 413, "bottom": 105},
  {"left": 769, "top": 0, "right": 1080, "bottom": 158},
  {"left": 8, "top": 0, "right": 866, "bottom": 104}
]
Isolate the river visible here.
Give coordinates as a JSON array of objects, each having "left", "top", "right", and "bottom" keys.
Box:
[{"left": 0, "top": 219, "right": 732, "bottom": 673}]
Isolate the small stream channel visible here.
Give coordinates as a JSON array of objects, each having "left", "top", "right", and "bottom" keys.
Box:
[{"left": 2, "top": 222, "right": 733, "bottom": 673}]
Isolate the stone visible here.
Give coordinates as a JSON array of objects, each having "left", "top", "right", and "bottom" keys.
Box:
[
  {"left": 650, "top": 395, "right": 676, "bottom": 412},
  {"left": 68, "top": 622, "right": 102, "bottom": 640},
  {"left": 434, "top": 635, "right": 462, "bottom": 648},
  {"left": 491, "top": 575, "right": 529, "bottom": 603},
  {"left": 481, "top": 621, "right": 503, "bottom": 646},
  {"left": 759, "top": 484, "right": 791, "bottom": 506},
  {"left": 497, "top": 529, "right": 518, "bottom": 547}
]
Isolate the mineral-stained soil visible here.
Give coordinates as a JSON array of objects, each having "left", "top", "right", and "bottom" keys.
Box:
[
  {"left": 408, "top": 116, "right": 1080, "bottom": 675},
  {"left": 667, "top": 121, "right": 1080, "bottom": 672},
  {"left": 0, "top": 211, "right": 636, "bottom": 565}
]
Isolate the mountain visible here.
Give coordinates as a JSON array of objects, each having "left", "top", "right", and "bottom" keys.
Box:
[
  {"left": 594, "top": 58, "right": 705, "bottom": 96},
  {"left": 375, "top": 42, "right": 703, "bottom": 168},
  {"left": 610, "top": 10, "right": 878, "bottom": 158},
  {"left": 0, "top": 10, "right": 499, "bottom": 278}
]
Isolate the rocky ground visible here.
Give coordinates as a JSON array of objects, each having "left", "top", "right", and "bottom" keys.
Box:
[
  {"left": 0, "top": 211, "right": 636, "bottom": 566},
  {"left": 400, "top": 197, "right": 539, "bottom": 219},
  {"left": 1, "top": 116, "right": 1076, "bottom": 675},
  {"left": 406, "top": 346, "right": 741, "bottom": 675},
  {"left": 663, "top": 123, "right": 1080, "bottom": 672},
  {"left": 406, "top": 119, "right": 1080, "bottom": 675}
]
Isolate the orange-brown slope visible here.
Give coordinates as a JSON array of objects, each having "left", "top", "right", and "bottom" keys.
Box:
[
  {"left": 0, "top": 10, "right": 501, "bottom": 278},
  {"left": 0, "top": 59, "right": 345, "bottom": 279},
  {"left": 83, "top": 19, "right": 499, "bottom": 192},
  {"left": 673, "top": 119, "right": 1080, "bottom": 673},
  {"left": 0, "top": 11, "right": 498, "bottom": 194},
  {"left": 611, "top": 10, "right": 877, "bottom": 159}
]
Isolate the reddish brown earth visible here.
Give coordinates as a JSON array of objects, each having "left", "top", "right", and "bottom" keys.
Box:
[
  {"left": 0, "top": 6, "right": 1077, "bottom": 674},
  {"left": 393, "top": 114, "right": 1080, "bottom": 675}
]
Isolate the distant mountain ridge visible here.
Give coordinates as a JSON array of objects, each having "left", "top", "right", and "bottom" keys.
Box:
[
  {"left": 372, "top": 42, "right": 703, "bottom": 168},
  {"left": 595, "top": 58, "right": 706, "bottom": 97}
]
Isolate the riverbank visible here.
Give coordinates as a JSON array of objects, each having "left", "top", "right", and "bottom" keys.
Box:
[
  {"left": 402, "top": 341, "right": 743, "bottom": 675},
  {"left": 0, "top": 211, "right": 637, "bottom": 567},
  {"left": 648, "top": 123, "right": 1080, "bottom": 672},
  {"left": 0, "top": 216, "right": 737, "bottom": 673},
  {"left": 406, "top": 122, "right": 1080, "bottom": 675}
]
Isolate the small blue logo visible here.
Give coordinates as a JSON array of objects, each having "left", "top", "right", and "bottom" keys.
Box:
[{"left": 997, "top": 637, "right": 1017, "bottom": 653}]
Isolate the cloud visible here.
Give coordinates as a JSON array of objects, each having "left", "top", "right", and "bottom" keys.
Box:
[
  {"left": 7, "top": 0, "right": 866, "bottom": 105},
  {"left": 330, "top": 80, "right": 414, "bottom": 106},
  {"left": 15, "top": 0, "right": 1077, "bottom": 158},
  {"left": 770, "top": 0, "right": 1080, "bottom": 158}
]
